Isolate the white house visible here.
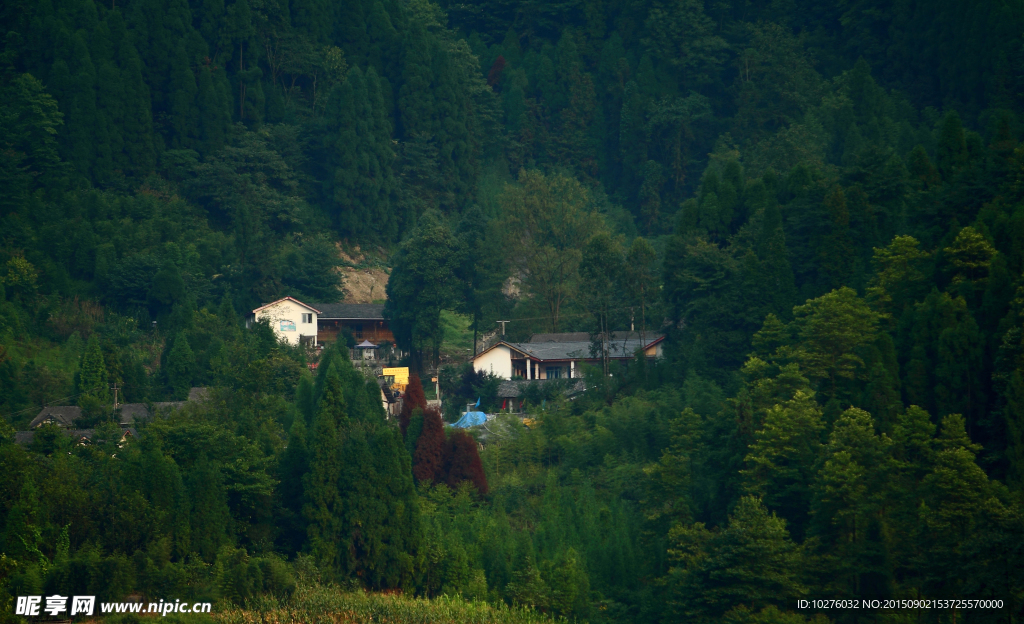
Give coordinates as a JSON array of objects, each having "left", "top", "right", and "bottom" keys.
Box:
[
  {"left": 249, "top": 296, "right": 320, "bottom": 346},
  {"left": 471, "top": 332, "right": 665, "bottom": 380}
]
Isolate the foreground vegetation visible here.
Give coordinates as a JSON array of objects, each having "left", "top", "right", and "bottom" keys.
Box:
[{"left": 214, "top": 585, "right": 560, "bottom": 624}]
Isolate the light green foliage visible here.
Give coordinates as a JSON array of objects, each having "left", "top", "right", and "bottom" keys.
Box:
[
  {"left": 78, "top": 335, "right": 108, "bottom": 403},
  {"left": 743, "top": 391, "right": 824, "bottom": 531},
  {"left": 867, "top": 235, "right": 929, "bottom": 318},
  {"left": 790, "top": 287, "right": 882, "bottom": 397},
  {"left": 944, "top": 226, "right": 996, "bottom": 287},
  {"left": 499, "top": 170, "right": 604, "bottom": 332}
]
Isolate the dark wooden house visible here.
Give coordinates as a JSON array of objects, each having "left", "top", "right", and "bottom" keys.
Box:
[{"left": 314, "top": 303, "right": 394, "bottom": 344}]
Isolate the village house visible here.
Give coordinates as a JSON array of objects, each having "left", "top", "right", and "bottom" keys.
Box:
[
  {"left": 18, "top": 388, "right": 208, "bottom": 446},
  {"left": 249, "top": 298, "right": 394, "bottom": 350},
  {"left": 471, "top": 332, "right": 665, "bottom": 381},
  {"left": 248, "top": 296, "right": 321, "bottom": 346},
  {"left": 314, "top": 303, "right": 393, "bottom": 345}
]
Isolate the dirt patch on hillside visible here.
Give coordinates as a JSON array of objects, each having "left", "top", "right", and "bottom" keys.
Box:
[{"left": 337, "top": 244, "right": 390, "bottom": 303}]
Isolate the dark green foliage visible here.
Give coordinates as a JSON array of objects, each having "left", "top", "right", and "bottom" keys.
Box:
[{"left": 165, "top": 334, "right": 195, "bottom": 399}]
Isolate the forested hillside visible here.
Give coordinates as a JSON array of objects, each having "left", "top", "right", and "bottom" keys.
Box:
[{"left": 3, "top": 0, "right": 1024, "bottom": 622}]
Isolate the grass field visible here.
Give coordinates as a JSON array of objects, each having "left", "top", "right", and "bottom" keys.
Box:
[{"left": 211, "top": 586, "right": 560, "bottom": 624}]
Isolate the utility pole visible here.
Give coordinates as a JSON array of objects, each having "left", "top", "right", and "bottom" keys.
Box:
[
  {"left": 110, "top": 383, "right": 121, "bottom": 421},
  {"left": 496, "top": 320, "right": 509, "bottom": 336}
]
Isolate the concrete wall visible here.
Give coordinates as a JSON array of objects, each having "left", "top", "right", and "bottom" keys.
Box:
[
  {"left": 255, "top": 299, "right": 318, "bottom": 346},
  {"left": 473, "top": 345, "right": 514, "bottom": 379}
]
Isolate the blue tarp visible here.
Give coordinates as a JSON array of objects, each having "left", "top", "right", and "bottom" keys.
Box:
[{"left": 451, "top": 411, "right": 487, "bottom": 428}]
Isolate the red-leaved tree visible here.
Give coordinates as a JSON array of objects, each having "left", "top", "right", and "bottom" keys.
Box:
[
  {"left": 445, "top": 430, "right": 489, "bottom": 495},
  {"left": 399, "top": 374, "right": 427, "bottom": 436},
  {"left": 413, "top": 407, "right": 445, "bottom": 483}
]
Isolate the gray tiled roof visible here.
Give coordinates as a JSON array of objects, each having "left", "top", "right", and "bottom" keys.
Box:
[
  {"left": 497, "top": 379, "right": 586, "bottom": 398},
  {"left": 529, "top": 331, "right": 663, "bottom": 343},
  {"left": 29, "top": 406, "right": 82, "bottom": 429},
  {"left": 118, "top": 403, "right": 150, "bottom": 425},
  {"left": 314, "top": 303, "right": 385, "bottom": 320},
  {"left": 508, "top": 337, "right": 657, "bottom": 361}
]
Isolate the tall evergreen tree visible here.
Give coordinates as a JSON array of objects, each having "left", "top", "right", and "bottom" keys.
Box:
[
  {"left": 79, "top": 334, "right": 108, "bottom": 403},
  {"left": 303, "top": 363, "right": 346, "bottom": 575}
]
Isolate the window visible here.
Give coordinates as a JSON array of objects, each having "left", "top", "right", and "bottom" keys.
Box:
[
  {"left": 301, "top": 313, "right": 313, "bottom": 323},
  {"left": 546, "top": 367, "right": 561, "bottom": 379}
]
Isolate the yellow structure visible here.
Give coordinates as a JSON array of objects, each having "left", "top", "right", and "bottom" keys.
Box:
[{"left": 382, "top": 367, "right": 409, "bottom": 392}]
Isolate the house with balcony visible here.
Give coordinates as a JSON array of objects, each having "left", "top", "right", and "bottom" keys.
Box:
[
  {"left": 313, "top": 303, "right": 394, "bottom": 345},
  {"left": 471, "top": 332, "right": 664, "bottom": 380}
]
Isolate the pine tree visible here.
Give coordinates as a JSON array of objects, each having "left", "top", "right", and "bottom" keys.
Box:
[
  {"left": 187, "top": 454, "right": 230, "bottom": 561},
  {"left": 936, "top": 111, "right": 968, "bottom": 181},
  {"left": 668, "top": 496, "right": 805, "bottom": 621},
  {"left": 742, "top": 390, "right": 824, "bottom": 535},
  {"left": 405, "top": 408, "right": 424, "bottom": 458},
  {"left": 303, "top": 363, "right": 347, "bottom": 575},
  {"left": 810, "top": 407, "right": 895, "bottom": 597},
  {"left": 168, "top": 41, "right": 198, "bottom": 148},
  {"left": 166, "top": 333, "right": 195, "bottom": 400},
  {"left": 413, "top": 407, "right": 446, "bottom": 483},
  {"left": 820, "top": 186, "right": 855, "bottom": 290},
  {"left": 278, "top": 415, "right": 309, "bottom": 555},
  {"left": 79, "top": 334, "right": 108, "bottom": 403},
  {"left": 755, "top": 195, "right": 797, "bottom": 318},
  {"left": 325, "top": 66, "right": 396, "bottom": 241}
]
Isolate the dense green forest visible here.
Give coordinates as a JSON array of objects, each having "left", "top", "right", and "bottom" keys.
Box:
[{"left": 3, "top": 0, "right": 1024, "bottom": 622}]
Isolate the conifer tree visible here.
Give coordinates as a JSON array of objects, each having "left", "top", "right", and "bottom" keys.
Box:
[
  {"left": 303, "top": 363, "right": 347, "bottom": 575},
  {"left": 405, "top": 407, "right": 424, "bottom": 458},
  {"left": 413, "top": 407, "right": 446, "bottom": 483},
  {"left": 820, "top": 186, "right": 855, "bottom": 290},
  {"left": 79, "top": 334, "right": 108, "bottom": 403},
  {"left": 278, "top": 415, "right": 309, "bottom": 554},
  {"left": 743, "top": 390, "right": 824, "bottom": 535},
  {"left": 325, "top": 66, "right": 396, "bottom": 241},
  {"left": 668, "top": 496, "right": 805, "bottom": 621},
  {"left": 810, "top": 407, "right": 895, "bottom": 597},
  {"left": 186, "top": 454, "right": 229, "bottom": 561},
  {"left": 754, "top": 193, "right": 797, "bottom": 318},
  {"left": 166, "top": 333, "right": 195, "bottom": 400}
]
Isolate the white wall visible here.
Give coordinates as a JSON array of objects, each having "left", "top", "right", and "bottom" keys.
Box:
[
  {"left": 473, "top": 345, "right": 513, "bottom": 379},
  {"left": 254, "top": 300, "right": 317, "bottom": 346}
]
